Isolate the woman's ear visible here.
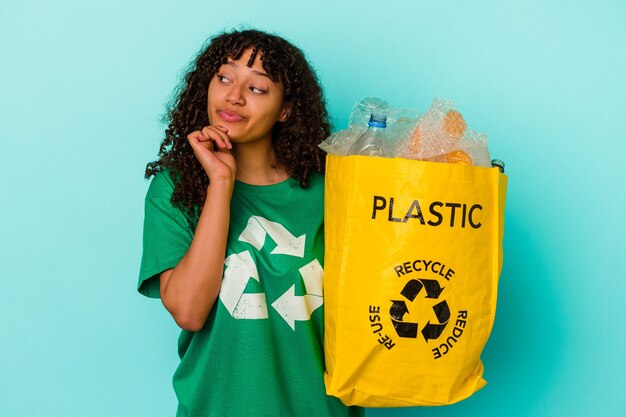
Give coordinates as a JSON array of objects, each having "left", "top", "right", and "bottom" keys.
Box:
[{"left": 278, "top": 105, "right": 291, "bottom": 122}]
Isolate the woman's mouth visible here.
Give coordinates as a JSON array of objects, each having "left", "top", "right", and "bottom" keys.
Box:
[{"left": 217, "top": 110, "right": 245, "bottom": 123}]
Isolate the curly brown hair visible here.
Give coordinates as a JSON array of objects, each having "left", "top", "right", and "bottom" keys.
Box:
[{"left": 145, "top": 29, "right": 330, "bottom": 223}]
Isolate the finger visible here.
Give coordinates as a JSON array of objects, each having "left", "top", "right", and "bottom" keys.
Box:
[
  {"left": 201, "top": 126, "right": 226, "bottom": 143},
  {"left": 187, "top": 133, "right": 207, "bottom": 153},
  {"left": 189, "top": 131, "right": 229, "bottom": 156},
  {"left": 213, "top": 136, "right": 232, "bottom": 152},
  {"left": 187, "top": 130, "right": 204, "bottom": 143},
  {"left": 212, "top": 126, "right": 232, "bottom": 149},
  {"left": 202, "top": 126, "right": 232, "bottom": 149},
  {"left": 187, "top": 132, "right": 215, "bottom": 155},
  {"left": 209, "top": 127, "right": 230, "bottom": 149}
]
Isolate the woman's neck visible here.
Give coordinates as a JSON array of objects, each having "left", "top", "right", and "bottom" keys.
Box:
[{"left": 232, "top": 140, "right": 288, "bottom": 185}]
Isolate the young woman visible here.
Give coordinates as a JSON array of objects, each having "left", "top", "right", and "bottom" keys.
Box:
[{"left": 138, "top": 29, "right": 364, "bottom": 417}]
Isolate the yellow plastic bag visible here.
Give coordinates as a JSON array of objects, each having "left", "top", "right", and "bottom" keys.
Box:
[{"left": 323, "top": 154, "right": 507, "bottom": 407}]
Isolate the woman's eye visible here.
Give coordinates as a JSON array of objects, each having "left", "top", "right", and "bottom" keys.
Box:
[
  {"left": 249, "top": 86, "right": 267, "bottom": 94},
  {"left": 217, "top": 75, "right": 232, "bottom": 83}
]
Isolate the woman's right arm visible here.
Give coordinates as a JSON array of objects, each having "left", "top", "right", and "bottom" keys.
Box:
[{"left": 159, "top": 126, "right": 235, "bottom": 331}]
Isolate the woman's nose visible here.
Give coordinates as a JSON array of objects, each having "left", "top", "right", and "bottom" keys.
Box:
[{"left": 225, "top": 84, "right": 245, "bottom": 105}]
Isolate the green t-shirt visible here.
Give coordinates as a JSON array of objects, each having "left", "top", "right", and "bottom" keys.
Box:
[{"left": 138, "top": 170, "right": 363, "bottom": 417}]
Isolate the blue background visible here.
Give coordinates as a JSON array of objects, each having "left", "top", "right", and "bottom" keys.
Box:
[{"left": 1, "top": 1, "right": 625, "bottom": 416}]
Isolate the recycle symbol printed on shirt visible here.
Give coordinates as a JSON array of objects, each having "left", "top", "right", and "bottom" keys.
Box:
[
  {"left": 390, "top": 278, "right": 450, "bottom": 341},
  {"left": 218, "top": 215, "right": 323, "bottom": 330}
]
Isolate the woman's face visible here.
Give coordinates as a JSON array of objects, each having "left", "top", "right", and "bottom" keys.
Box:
[{"left": 207, "top": 48, "right": 288, "bottom": 145}]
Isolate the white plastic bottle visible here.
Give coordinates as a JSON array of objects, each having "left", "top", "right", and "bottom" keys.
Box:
[{"left": 348, "top": 113, "right": 388, "bottom": 157}]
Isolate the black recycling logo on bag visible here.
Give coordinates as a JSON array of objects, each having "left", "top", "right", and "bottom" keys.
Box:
[
  {"left": 369, "top": 259, "right": 470, "bottom": 359},
  {"left": 390, "top": 279, "right": 450, "bottom": 340}
]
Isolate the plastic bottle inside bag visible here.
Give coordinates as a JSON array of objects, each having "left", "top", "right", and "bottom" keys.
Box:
[
  {"left": 348, "top": 113, "right": 389, "bottom": 157},
  {"left": 491, "top": 159, "right": 505, "bottom": 173}
]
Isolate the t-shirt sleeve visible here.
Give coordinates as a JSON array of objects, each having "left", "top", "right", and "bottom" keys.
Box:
[{"left": 137, "top": 170, "right": 194, "bottom": 298}]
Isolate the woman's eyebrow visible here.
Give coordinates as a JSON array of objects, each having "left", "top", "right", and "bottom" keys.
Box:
[
  {"left": 252, "top": 70, "right": 270, "bottom": 79},
  {"left": 224, "top": 60, "right": 270, "bottom": 79}
]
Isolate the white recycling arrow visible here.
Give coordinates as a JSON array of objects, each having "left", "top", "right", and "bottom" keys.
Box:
[
  {"left": 219, "top": 250, "right": 268, "bottom": 319},
  {"left": 271, "top": 259, "right": 324, "bottom": 330},
  {"left": 238, "top": 215, "right": 306, "bottom": 258}
]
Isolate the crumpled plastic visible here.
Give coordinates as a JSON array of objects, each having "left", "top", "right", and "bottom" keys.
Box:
[
  {"left": 395, "top": 98, "right": 491, "bottom": 167},
  {"left": 320, "top": 97, "right": 491, "bottom": 167}
]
